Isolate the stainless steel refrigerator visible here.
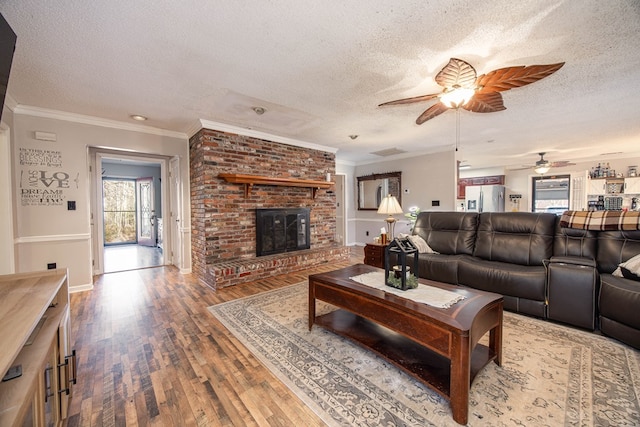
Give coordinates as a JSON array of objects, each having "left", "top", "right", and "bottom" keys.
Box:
[{"left": 465, "top": 185, "right": 505, "bottom": 212}]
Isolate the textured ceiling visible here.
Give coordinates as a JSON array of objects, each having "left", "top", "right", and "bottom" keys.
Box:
[{"left": 2, "top": 1, "right": 640, "bottom": 169}]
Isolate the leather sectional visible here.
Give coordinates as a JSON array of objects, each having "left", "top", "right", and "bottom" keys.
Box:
[{"left": 406, "top": 211, "right": 640, "bottom": 349}]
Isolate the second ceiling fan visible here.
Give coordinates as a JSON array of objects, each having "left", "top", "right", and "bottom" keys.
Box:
[{"left": 379, "top": 58, "right": 565, "bottom": 124}]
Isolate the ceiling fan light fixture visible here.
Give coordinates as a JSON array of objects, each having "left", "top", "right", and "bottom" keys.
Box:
[
  {"left": 440, "top": 87, "right": 475, "bottom": 108},
  {"left": 534, "top": 164, "right": 551, "bottom": 174},
  {"left": 534, "top": 152, "right": 551, "bottom": 174}
]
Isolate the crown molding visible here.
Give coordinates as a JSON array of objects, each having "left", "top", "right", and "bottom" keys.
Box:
[
  {"left": 336, "top": 158, "right": 355, "bottom": 167},
  {"left": 12, "top": 104, "right": 188, "bottom": 139},
  {"left": 193, "top": 118, "right": 339, "bottom": 154},
  {"left": 3, "top": 94, "right": 18, "bottom": 111}
]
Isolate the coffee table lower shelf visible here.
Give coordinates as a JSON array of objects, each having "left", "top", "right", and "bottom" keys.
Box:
[{"left": 314, "top": 308, "right": 497, "bottom": 400}]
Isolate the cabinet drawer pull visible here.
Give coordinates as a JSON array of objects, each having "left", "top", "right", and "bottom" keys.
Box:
[
  {"left": 44, "top": 366, "right": 54, "bottom": 402},
  {"left": 58, "top": 358, "right": 70, "bottom": 395},
  {"left": 68, "top": 349, "right": 77, "bottom": 385}
]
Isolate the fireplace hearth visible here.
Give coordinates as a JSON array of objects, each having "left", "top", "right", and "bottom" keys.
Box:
[{"left": 256, "top": 208, "right": 310, "bottom": 256}]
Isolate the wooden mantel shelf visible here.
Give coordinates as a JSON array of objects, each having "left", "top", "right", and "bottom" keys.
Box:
[{"left": 218, "top": 173, "right": 333, "bottom": 198}]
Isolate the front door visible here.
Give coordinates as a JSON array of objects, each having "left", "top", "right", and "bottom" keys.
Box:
[{"left": 136, "top": 177, "right": 155, "bottom": 246}]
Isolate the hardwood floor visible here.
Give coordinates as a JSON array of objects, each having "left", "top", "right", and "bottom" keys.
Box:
[{"left": 66, "top": 247, "right": 364, "bottom": 427}]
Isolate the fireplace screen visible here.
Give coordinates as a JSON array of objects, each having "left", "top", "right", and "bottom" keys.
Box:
[{"left": 256, "top": 208, "right": 310, "bottom": 256}]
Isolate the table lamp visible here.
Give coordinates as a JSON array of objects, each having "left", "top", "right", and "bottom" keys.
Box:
[{"left": 377, "top": 194, "right": 403, "bottom": 242}]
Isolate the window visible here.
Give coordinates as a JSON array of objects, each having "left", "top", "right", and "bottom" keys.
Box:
[
  {"left": 103, "top": 179, "right": 137, "bottom": 244},
  {"left": 531, "top": 175, "right": 570, "bottom": 214}
]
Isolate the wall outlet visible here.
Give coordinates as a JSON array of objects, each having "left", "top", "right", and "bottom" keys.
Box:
[
  {"left": 432, "top": 200, "right": 440, "bottom": 206},
  {"left": 47, "top": 263, "right": 56, "bottom": 270},
  {"left": 366, "top": 231, "right": 369, "bottom": 236}
]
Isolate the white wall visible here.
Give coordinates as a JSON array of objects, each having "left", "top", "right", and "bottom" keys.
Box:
[
  {"left": 352, "top": 150, "right": 456, "bottom": 245},
  {"left": 10, "top": 111, "right": 191, "bottom": 290}
]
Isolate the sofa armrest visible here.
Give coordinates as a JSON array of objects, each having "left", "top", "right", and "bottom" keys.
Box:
[
  {"left": 549, "top": 255, "right": 597, "bottom": 268},
  {"left": 547, "top": 256, "right": 599, "bottom": 330}
]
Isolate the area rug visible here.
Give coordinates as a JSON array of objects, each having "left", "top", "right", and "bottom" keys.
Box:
[{"left": 208, "top": 282, "right": 640, "bottom": 426}]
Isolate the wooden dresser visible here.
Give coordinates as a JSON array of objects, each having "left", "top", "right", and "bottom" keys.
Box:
[
  {"left": 0, "top": 269, "right": 75, "bottom": 427},
  {"left": 364, "top": 243, "right": 387, "bottom": 268}
]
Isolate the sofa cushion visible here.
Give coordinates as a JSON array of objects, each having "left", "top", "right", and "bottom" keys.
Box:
[
  {"left": 597, "top": 230, "right": 640, "bottom": 274},
  {"left": 413, "top": 212, "right": 478, "bottom": 256},
  {"left": 553, "top": 223, "right": 598, "bottom": 259},
  {"left": 416, "top": 253, "right": 469, "bottom": 285},
  {"left": 457, "top": 257, "right": 547, "bottom": 302},
  {"left": 474, "top": 212, "right": 557, "bottom": 266},
  {"left": 599, "top": 274, "right": 640, "bottom": 330}
]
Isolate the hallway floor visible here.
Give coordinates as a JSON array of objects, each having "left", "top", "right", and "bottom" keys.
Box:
[{"left": 103, "top": 244, "right": 163, "bottom": 273}]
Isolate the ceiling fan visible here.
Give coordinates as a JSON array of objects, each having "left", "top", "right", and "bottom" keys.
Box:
[
  {"left": 507, "top": 152, "right": 575, "bottom": 173},
  {"left": 379, "top": 58, "right": 565, "bottom": 124}
]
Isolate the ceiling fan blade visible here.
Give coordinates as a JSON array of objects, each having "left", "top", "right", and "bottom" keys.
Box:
[
  {"left": 416, "top": 102, "right": 449, "bottom": 124},
  {"left": 475, "top": 62, "right": 565, "bottom": 93},
  {"left": 462, "top": 92, "right": 506, "bottom": 113},
  {"left": 435, "top": 58, "right": 477, "bottom": 89},
  {"left": 551, "top": 161, "right": 576, "bottom": 167},
  {"left": 378, "top": 92, "right": 440, "bottom": 107}
]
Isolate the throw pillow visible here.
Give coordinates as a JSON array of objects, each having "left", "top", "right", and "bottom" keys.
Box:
[
  {"left": 620, "top": 267, "right": 640, "bottom": 282},
  {"left": 613, "top": 253, "right": 640, "bottom": 281},
  {"left": 408, "top": 234, "right": 438, "bottom": 254}
]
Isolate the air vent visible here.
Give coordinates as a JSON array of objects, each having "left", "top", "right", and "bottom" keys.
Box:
[{"left": 370, "top": 148, "right": 407, "bottom": 157}]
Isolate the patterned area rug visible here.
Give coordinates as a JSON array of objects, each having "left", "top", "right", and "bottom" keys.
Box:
[{"left": 208, "top": 282, "right": 640, "bottom": 426}]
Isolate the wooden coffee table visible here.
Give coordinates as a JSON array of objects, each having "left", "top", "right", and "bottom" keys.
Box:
[{"left": 308, "top": 264, "right": 503, "bottom": 425}]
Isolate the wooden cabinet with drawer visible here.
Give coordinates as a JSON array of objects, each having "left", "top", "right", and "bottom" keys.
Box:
[{"left": 364, "top": 243, "right": 387, "bottom": 268}]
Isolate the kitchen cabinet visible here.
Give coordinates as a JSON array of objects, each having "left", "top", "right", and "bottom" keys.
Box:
[
  {"left": 624, "top": 177, "right": 640, "bottom": 194},
  {"left": 457, "top": 175, "right": 505, "bottom": 199},
  {"left": 587, "top": 178, "right": 607, "bottom": 195},
  {"left": 587, "top": 178, "right": 625, "bottom": 195}
]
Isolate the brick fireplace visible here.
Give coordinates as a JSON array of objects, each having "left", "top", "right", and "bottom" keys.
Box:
[{"left": 189, "top": 127, "right": 350, "bottom": 288}]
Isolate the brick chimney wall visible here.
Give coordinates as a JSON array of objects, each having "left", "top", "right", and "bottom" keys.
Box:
[{"left": 189, "top": 128, "right": 336, "bottom": 285}]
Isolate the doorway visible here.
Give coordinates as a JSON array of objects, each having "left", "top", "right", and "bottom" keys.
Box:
[
  {"left": 93, "top": 152, "right": 167, "bottom": 274},
  {"left": 335, "top": 174, "right": 346, "bottom": 245}
]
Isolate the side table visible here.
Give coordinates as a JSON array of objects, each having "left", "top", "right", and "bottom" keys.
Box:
[{"left": 364, "top": 242, "right": 386, "bottom": 268}]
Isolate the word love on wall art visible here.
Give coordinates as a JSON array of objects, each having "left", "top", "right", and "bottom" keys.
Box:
[{"left": 19, "top": 147, "right": 79, "bottom": 206}]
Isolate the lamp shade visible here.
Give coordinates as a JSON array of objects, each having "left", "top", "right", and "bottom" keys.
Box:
[{"left": 377, "top": 194, "right": 403, "bottom": 215}]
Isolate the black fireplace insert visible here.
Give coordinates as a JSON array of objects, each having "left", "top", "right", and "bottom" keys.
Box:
[{"left": 256, "top": 208, "right": 310, "bottom": 256}]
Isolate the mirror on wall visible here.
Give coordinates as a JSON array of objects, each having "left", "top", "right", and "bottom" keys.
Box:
[{"left": 357, "top": 172, "right": 402, "bottom": 210}]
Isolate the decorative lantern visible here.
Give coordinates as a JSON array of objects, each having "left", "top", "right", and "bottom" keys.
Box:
[{"left": 384, "top": 237, "right": 419, "bottom": 290}]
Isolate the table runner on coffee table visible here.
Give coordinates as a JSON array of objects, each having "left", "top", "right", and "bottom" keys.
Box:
[{"left": 350, "top": 271, "right": 465, "bottom": 309}]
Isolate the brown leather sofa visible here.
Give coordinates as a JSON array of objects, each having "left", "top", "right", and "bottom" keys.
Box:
[
  {"left": 408, "top": 211, "right": 640, "bottom": 349},
  {"left": 412, "top": 212, "right": 554, "bottom": 319},
  {"left": 596, "top": 230, "right": 640, "bottom": 349}
]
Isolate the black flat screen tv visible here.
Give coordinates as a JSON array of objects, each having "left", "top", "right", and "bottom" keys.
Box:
[{"left": 0, "top": 13, "right": 17, "bottom": 123}]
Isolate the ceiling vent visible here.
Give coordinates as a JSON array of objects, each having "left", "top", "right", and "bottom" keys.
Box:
[{"left": 371, "top": 148, "right": 407, "bottom": 157}]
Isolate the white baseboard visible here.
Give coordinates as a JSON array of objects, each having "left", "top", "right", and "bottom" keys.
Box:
[{"left": 70, "top": 283, "right": 94, "bottom": 293}]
